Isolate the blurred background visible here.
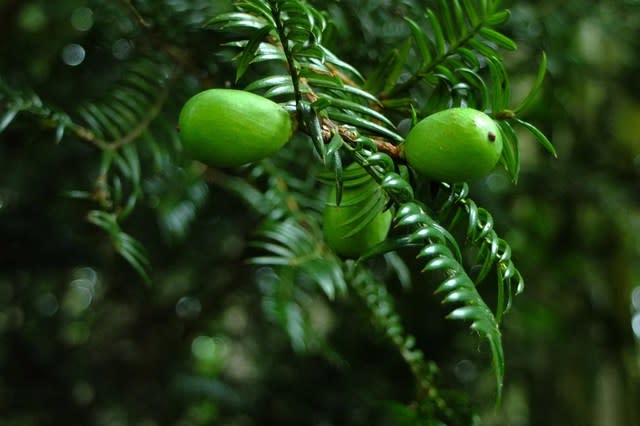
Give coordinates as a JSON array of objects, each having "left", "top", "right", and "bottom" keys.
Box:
[{"left": 0, "top": 0, "right": 639, "bottom": 425}]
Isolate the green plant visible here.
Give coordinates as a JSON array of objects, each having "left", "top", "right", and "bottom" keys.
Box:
[
  {"left": 0, "top": 0, "right": 558, "bottom": 423},
  {"left": 322, "top": 163, "right": 392, "bottom": 257},
  {"left": 178, "top": 88, "right": 293, "bottom": 167},
  {"left": 402, "top": 107, "right": 503, "bottom": 182}
]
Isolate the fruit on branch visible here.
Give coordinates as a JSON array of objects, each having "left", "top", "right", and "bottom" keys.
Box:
[
  {"left": 402, "top": 108, "right": 503, "bottom": 182},
  {"left": 178, "top": 89, "right": 293, "bottom": 167},
  {"left": 322, "top": 164, "right": 392, "bottom": 258}
]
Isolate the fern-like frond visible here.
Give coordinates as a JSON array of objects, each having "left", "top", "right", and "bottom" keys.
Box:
[
  {"left": 350, "top": 267, "right": 454, "bottom": 421},
  {"left": 249, "top": 218, "right": 346, "bottom": 300},
  {"left": 144, "top": 164, "right": 210, "bottom": 244},
  {"left": 437, "top": 183, "right": 524, "bottom": 323},
  {"left": 393, "top": 201, "right": 505, "bottom": 402},
  {"left": 338, "top": 145, "right": 506, "bottom": 402},
  {"left": 74, "top": 57, "right": 173, "bottom": 149},
  {"left": 256, "top": 259, "right": 343, "bottom": 359},
  {"left": 87, "top": 210, "right": 151, "bottom": 284},
  {"left": 0, "top": 78, "right": 74, "bottom": 143},
  {"left": 387, "top": 0, "right": 516, "bottom": 104},
  {"left": 207, "top": 154, "right": 342, "bottom": 299},
  {"left": 208, "top": 0, "right": 402, "bottom": 145},
  {"left": 203, "top": 0, "right": 556, "bottom": 408}
]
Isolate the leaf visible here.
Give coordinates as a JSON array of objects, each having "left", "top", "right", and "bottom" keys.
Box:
[
  {"left": 381, "top": 38, "right": 412, "bottom": 95},
  {"left": 404, "top": 17, "right": 432, "bottom": 67},
  {"left": 307, "top": 106, "right": 326, "bottom": 162},
  {"left": 486, "top": 56, "right": 511, "bottom": 112},
  {"left": 497, "top": 119, "right": 520, "bottom": 182},
  {"left": 365, "top": 152, "right": 395, "bottom": 174},
  {"left": 486, "top": 10, "right": 511, "bottom": 26},
  {"left": 457, "top": 67, "right": 490, "bottom": 110},
  {"left": 245, "top": 75, "right": 293, "bottom": 92},
  {"left": 514, "top": 118, "right": 557, "bottom": 157},
  {"left": 514, "top": 52, "right": 548, "bottom": 114},
  {"left": 384, "top": 252, "right": 412, "bottom": 289},
  {"left": 236, "top": 25, "right": 272, "bottom": 81},
  {"left": 438, "top": 0, "right": 458, "bottom": 44},
  {"left": 461, "top": 0, "right": 479, "bottom": 25},
  {"left": 365, "top": 48, "right": 402, "bottom": 95},
  {"left": 250, "top": 219, "right": 347, "bottom": 300},
  {"left": 479, "top": 27, "right": 517, "bottom": 50},
  {"left": 0, "top": 108, "right": 18, "bottom": 132},
  {"left": 319, "top": 45, "right": 364, "bottom": 82},
  {"left": 314, "top": 95, "right": 394, "bottom": 128},
  {"left": 326, "top": 131, "right": 344, "bottom": 159},
  {"left": 331, "top": 151, "right": 343, "bottom": 205},
  {"left": 427, "top": 8, "right": 446, "bottom": 56},
  {"left": 205, "top": 12, "right": 265, "bottom": 30},
  {"left": 327, "top": 111, "right": 403, "bottom": 142},
  {"left": 381, "top": 173, "right": 414, "bottom": 204},
  {"left": 417, "top": 243, "right": 454, "bottom": 260},
  {"left": 87, "top": 210, "right": 151, "bottom": 284},
  {"left": 306, "top": 77, "right": 380, "bottom": 104},
  {"left": 467, "top": 37, "right": 497, "bottom": 59}
]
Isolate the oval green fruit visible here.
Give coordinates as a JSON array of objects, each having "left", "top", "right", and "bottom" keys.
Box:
[
  {"left": 178, "top": 89, "right": 293, "bottom": 167},
  {"left": 402, "top": 108, "right": 503, "bottom": 182},
  {"left": 322, "top": 165, "right": 392, "bottom": 258}
]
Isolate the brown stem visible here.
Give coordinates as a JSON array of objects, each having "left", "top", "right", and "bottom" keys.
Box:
[
  {"left": 319, "top": 116, "right": 404, "bottom": 162},
  {"left": 120, "top": 0, "right": 152, "bottom": 29}
]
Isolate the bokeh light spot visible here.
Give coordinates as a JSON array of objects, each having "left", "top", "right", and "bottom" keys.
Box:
[
  {"left": 72, "top": 381, "right": 95, "bottom": 405},
  {"left": 176, "top": 296, "right": 202, "bottom": 319},
  {"left": 35, "top": 292, "right": 59, "bottom": 317},
  {"left": 191, "top": 336, "right": 227, "bottom": 363},
  {"left": 454, "top": 359, "right": 478, "bottom": 383},
  {"left": 632, "top": 313, "right": 640, "bottom": 339},
  {"left": 632, "top": 286, "right": 640, "bottom": 311},
  {"left": 71, "top": 7, "right": 94, "bottom": 32},
  {"left": 486, "top": 171, "right": 511, "bottom": 193},
  {"left": 63, "top": 281, "right": 93, "bottom": 316},
  {"left": 112, "top": 39, "right": 133, "bottom": 60},
  {"left": 61, "top": 44, "right": 86, "bottom": 66},
  {"left": 18, "top": 4, "right": 46, "bottom": 32}
]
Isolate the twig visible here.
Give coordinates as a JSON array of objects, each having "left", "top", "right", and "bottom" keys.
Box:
[{"left": 120, "top": 0, "right": 152, "bottom": 29}]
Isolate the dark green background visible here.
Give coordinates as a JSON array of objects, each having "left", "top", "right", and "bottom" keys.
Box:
[{"left": 1, "top": 0, "right": 639, "bottom": 425}]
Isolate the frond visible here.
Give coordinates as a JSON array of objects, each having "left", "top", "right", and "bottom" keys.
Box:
[
  {"left": 335, "top": 144, "right": 506, "bottom": 402},
  {"left": 1, "top": 53, "right": 188, "bottom": 282},
  {"left": 86, "top": 210, "right": 151, "bottom": 284},
  {"left": 393, "top": 201, "right": 505, "bottom": 402},
  {"left": 144, "top": 164, "right": 210, "bottom": 244},
  {"left": 73, "top": 57, "right": 173, "bottom": 149},
  {"left": 387, "top": 0, "right": 517, "bottom": 101},
  {"left": 209, "top": 153, "right": 343, "bottom": 300},
  {"left": 0, "top": 78, "right": 74, "bottom": 143},
  {"left": 250, "top": 218, "right": 346, "bottom": 300},
  {"left": 208, "top": 0, "right": 402, "bottom": 152},
  {"left": 437, "top": 183, "right": 524, "bottom": 323},
  {"left": 350, "top": 267, "right": 453, "bottom": 420}
]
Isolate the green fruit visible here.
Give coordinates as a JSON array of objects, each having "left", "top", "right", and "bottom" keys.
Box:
[
  {"left": 178, "top": 89, "right": 293, "bottom": 167},
  {"left": 322, "top": 164, "right": 392, "bottom": 258},
  {"left": 402, "top": 108, "right": 503, "bottom": 182}
]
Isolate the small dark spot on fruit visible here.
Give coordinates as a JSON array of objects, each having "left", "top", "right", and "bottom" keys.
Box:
[{"left": 488, "top": 132, "right": 496, "bottom": 142}]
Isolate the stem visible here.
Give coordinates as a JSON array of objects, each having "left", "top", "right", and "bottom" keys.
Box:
[
  {"left": 269, "top": 0, "right": 304, "bottom": 123},
  {"left": 120, "top": 0, "right": 152, "bottom": 29},
  {"left": 348, "top": 265, "right": 453, "bottom": 420},
  {"left": 384, "top": 21, "right": 486, "bottom": 99},
  {"left": 319, "top": 116, "right": 404, "bottom": 162}
]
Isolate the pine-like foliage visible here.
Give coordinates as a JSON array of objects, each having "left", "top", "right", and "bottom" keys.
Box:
[{"left": 0, "top": 0, "right": 555, "bottom": 421}]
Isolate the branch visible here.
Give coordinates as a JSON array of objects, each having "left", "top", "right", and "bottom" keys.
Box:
[
  {"left": 269, "top": 0, "right": 304, "bottom": 123},
  {"left": 120, "top": 0, "right": 152, "bottom": 29},
  {"left": 320, "top": 116, "right": 403, "bottom": 161}
]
